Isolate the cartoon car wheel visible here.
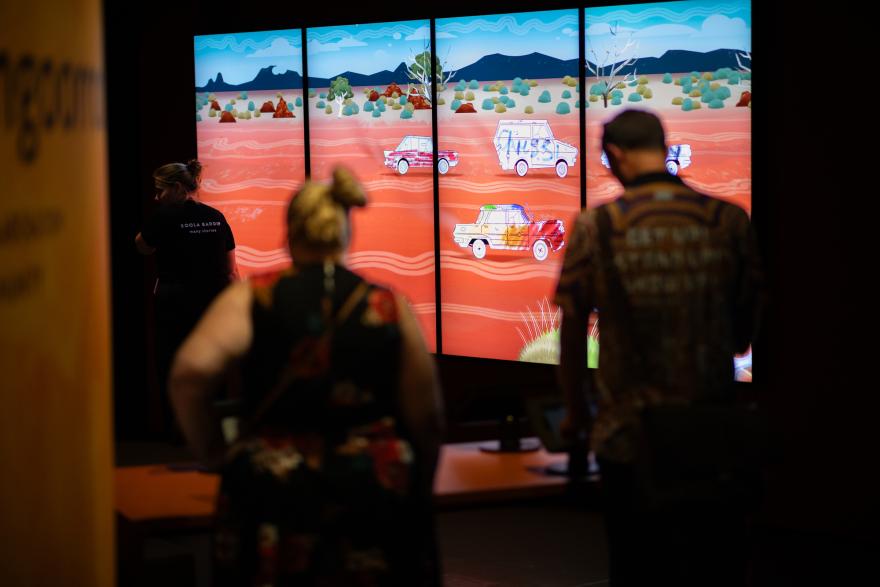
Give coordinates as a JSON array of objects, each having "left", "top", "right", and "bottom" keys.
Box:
[
  {"left": 515, "top": 160, "right": 529, "bottom": 177},
  {"left": 532, "top": 239, "right": 549, "bottom": 261},
  {"left": 438, "top": 158, "right": 450, "bottom": 175},
  {"left": 472, "top": 239, "right": 487, "bottom": 259},
  {"left": 665, "top": 159, "right": 680, "bottom": 176},
  {"left": 555, "top": 160, "right": 568, "bottom": 178},
  {"left": 397, "top": 159, "right": 409, "bottom": 175}
]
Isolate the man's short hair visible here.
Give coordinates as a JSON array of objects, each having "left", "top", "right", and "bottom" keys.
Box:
[{"left": 602, "top": 109, "right": 667, "bottom": 152}]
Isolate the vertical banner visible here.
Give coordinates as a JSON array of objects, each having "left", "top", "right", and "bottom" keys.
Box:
[{"left": 0, "top": 1, "right": 113, "bottom": 585}]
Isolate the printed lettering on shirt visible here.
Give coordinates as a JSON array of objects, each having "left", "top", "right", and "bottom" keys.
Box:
[{"left": 180, "top": 221, "right": 222, "bottom": 228}]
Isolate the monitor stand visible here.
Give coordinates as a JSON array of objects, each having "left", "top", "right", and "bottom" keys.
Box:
[{"left": 478, "top": 414, "right": 541, "bottom": 453}]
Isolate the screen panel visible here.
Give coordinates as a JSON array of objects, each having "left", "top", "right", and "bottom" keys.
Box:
[
  {"left": 584, "top": 0, "right": 753, "bottom": 380},
  {"left": 194, "top": 30, "right": 306, "bottom": 277},
  {"left": 437, "top": 10, "right": 581, "bottom": 363},
  {"left": 306, "top": 20, "right": 437, "bottom": 351}
]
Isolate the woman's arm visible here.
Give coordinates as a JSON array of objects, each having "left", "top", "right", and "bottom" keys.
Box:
[
  {"left": 170, "top": 281, "right": 253, "bottom": 462},
  {"left": 395, "top": 295, "right": 444, "bottom": 494},
  {"left": 134, "top": 232, "right": 155, "bottom": 255}
]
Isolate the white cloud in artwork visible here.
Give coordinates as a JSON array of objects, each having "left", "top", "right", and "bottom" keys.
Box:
[
  {"left": 247, "top": 37, "right": 301, "bottom": 58},
  {"left": 405, "top": 26, "right": 456, "bottom": 41},
  {"left": 308, "top": 37, "right": 368, "bottom": 54}
]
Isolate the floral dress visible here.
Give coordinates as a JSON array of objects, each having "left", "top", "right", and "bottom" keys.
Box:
[{"left": 214, "top": 264, "right": 438, "bottom": 587}]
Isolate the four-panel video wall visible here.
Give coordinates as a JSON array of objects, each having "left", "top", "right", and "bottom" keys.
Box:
[{"left": 194, "top": 1, "right": 753, "bottom": 380}]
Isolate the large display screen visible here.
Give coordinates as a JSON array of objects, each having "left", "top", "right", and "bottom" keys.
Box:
[
  {"left": 194, "top": 30, "right": 306, "bottom": 277},
  {"left": 192, "top": 2, "right": 753, "bottom": 380},
  {"left": 436, "top": 10, "right": 581, "bottom": 362},
  {"left": 306, "top": 20, "right": 437, "bottom": 351},
  {"left": 585, "top": 0, "right": 752, "bottom": 380}
]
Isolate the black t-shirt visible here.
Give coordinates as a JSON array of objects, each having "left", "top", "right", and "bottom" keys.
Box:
[{"left": 141, "top": 199, "right": 235, "bottom": 292}]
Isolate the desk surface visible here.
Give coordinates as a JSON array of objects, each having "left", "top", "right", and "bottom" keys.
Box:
[{"left": 116, "top": 440, "right": 569, "bottom": 526}]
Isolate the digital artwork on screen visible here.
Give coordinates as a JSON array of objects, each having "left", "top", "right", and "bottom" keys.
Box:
[
  {"left": 306, "top": 20, "right": 437, "bottom": 350},
  {"left": 436, "top": 10, "right": 581, "bottom": 363},
  {"left": 194, "top": 30, "right": 306, "bottom": 277},
  {"left": 584, "top": 0, "right": 752, "bottom": 380}
]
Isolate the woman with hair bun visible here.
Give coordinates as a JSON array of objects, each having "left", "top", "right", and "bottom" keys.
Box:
[
  {"left": 135, "top": 159, "right": 238, "bottom": 439},
  {"left": 170, "top": 167, "right": 443, "bottom": 586}
]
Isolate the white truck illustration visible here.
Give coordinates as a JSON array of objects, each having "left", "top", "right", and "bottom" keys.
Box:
[
  {"left": 600, "top": 144, "right": 693, "bottom": 176},
  {"left": 494, "top": 120, "right": 578, "bottom": 178}
]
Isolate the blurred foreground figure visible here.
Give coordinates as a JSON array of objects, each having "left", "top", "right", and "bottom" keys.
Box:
[{"left": 171, "top": 168, "right": 443, "bottom": 586}]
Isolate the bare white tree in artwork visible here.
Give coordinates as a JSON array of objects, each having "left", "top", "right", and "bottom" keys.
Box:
[
  {"left": 586, "top": 22, "right": 640, "bottom": 108},
  {"left": 735, "top": 50, "right": 751, "bottom": 88}
]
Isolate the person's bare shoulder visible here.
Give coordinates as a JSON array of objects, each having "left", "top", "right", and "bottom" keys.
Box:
[{"left": 187, "top": 280, "right": 254, "bottom": 359}]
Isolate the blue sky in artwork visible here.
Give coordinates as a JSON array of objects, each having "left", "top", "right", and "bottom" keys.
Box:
[
  {"left": 436, "top": 10, "right": 579, "bottom": 72},
  {"left": 192, "top": 4, "right": 749, "bottom": 86},
  {"left": 585, "top": 1, "right": 751, "bottom": 62},
  {"left": 194, "top": 30, "right": 302, "bottom": 87},
  {"left": 306, "top": 20, "right": 431, "bottom": 79}
]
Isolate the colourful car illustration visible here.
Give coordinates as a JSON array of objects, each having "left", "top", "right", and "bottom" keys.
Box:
[
  {"left": 493, "top": 120, "right": 578, "bottom": 178},
  {"left": 600, "top": 144, "right": 693, "bottom": 176},
  {"left": 384, "top": 135, "right": 459, "bottom": 175},
  {"left": 453, "top": 204, "right": 565, "bottom": 261}
]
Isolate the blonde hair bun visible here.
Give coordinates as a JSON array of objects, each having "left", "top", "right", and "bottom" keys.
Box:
[
  {"left": 286, "top": 168, "right": 366, "bottom": 253},
  {"left": 330, "top": 167, "right": 367, "bottom": 209}
]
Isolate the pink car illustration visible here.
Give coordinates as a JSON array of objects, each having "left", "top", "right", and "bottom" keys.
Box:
[{"left": 384, "top": 135, "right": 459, "bottom": 175}]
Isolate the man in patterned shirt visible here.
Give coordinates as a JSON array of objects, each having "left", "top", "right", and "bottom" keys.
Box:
[{"left": 556, "top": 110, "right": 761, "bottom": 585}]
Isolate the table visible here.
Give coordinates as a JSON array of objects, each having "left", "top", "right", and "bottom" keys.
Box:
[
  {"left": 115, "top": 440, "right": 576, "bottom": 582},
  {"left": 116, "top": 440, "right": 572, "bottom": 525}
]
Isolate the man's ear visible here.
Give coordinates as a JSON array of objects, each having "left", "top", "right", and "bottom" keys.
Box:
[{"left": 606, "top": 144, "right": 624, "bottom": 163}]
